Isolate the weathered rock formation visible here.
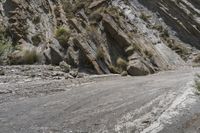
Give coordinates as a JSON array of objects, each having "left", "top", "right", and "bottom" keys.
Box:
[
  {"left": 0, "top": 0, "right": 199, "bottom": 75},
  {"left": 138, "top": 0, "right": 200, "bottom": 49}
]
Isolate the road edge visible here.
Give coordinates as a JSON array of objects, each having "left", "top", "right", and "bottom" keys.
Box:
[{"left": 141, "top": 80, "right": 200, "bottom": 133}]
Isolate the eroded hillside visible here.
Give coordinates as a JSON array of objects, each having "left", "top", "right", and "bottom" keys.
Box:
[
  {"left": 0, "top": 0, "right": 199, "bottom": 75},
  {"left": 138, "top": 0, "right": 200, "bottom": 48}
]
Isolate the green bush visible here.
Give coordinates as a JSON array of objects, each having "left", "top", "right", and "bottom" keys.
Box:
[
  {"left": 160, "top": 29, "right": 169, "bottom": 39},
  {"left": 60, "top": 0, "right": 74, "bottom": 18},
  {"left": 0, "top": 43, "right": 12, "bottom": 56},
  {"left": 195, "top": 79, "right": 200, "bottom": 92},
  {"left": 193, "top": 54, "right": 200, "bottom": 63},
  {"left": 0, "top": 26, "right": 14, "bottom": 64},
  {"left": 194, "top": 74, "right": 200, "bottom": 92},
  {"left": 9, "top": 48, "right": 39, "bottom": 65},
  {"left": 32, "top": 34, "right": 42, "bottom": 46},
  {"left": 96, "top": 47, "right": 105, "bottom": 60},
  {"left": 55, "top": 27, "right": 70, "bottom": 47},
  {"left": 140, "top": 12, "right": 151, "bottom": 22},
  {"left": 144, "top": 50, "right": 153, "bottom": 58},
  {"left": 116, "top": 57, "right": 128, "bottom": 70},
  {"left": 125, "top": 45, "right": 135, "bottom": 55},
  {"left": 152, "top": 24, "right": 163, "bottom": 32},
  {"left": 22, "top": 49, "right": 38, "bottom": 64},
  {"left": 61, "top": 0, "right": 93, "bottom": 18},
  {"left": 0, "top": 42, "right": 13, "bottom": 65},
  {"left": 108, "top": 64, "right": 120, "bottom": 74}
]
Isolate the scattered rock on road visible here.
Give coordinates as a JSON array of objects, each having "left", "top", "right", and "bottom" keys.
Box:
[
  {"left": 0, "top": 69, "right": 5, "bottom": 76},
  {"left": 59, "top": 61, "right": 71, "bottom": 73}
]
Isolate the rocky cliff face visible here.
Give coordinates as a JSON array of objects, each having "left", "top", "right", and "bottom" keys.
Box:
[
  {"left": 0, "top": 0, "right": 199, "bottom": 75},
  {"left": 138, "top": 0, "right": 200, "bottom": 49}
]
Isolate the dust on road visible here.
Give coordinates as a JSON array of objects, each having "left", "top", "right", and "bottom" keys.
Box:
[{"left": 0, "top": 66, "right": 200, "bottom": 133}]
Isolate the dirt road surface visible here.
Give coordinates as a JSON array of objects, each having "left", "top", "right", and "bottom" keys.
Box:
[{"left": 0, "top": 66, "right": 200, "bottom": 133}]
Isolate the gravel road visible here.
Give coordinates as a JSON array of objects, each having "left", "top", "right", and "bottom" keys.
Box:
[{"left": 0, "top": 66, "right": 200, "bottom": 133}]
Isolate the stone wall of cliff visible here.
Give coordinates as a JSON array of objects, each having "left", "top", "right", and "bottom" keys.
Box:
[
  {"left": 0, "top": 0, "right": 199, "bottom": 75},
  {"left": 138, "top": 0, "right": 200, "bottom": 49}
]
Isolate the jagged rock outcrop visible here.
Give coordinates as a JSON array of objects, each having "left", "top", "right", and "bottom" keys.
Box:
[
  {"left": 138, "top": 0, "right": 200, "bottom": 49},
  {"left": 0, "top": 0, "right": 199, "bottom": 75},
  {"left": 127, "top": 52, "right": 152, "bottom": 76}
]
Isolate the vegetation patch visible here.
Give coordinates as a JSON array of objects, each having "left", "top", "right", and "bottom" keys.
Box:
[
  {"left": 0, "top": 42, "right": 12, "bottom": 56},
  {"left": 151, "top": 24, "right": 164, "bottom": 32},
  {"left": 96, "top": 47, "right": 105, "bottom": 60},
  {"left": 55, "top": 27, "right": 70, "bottom": 47},
  {"left": 193, "top": 54, "right": 200, "bottom": 63},
  {"left": 32, "top": 34, "right": 42, "bottom": 46},
  {"left": 144, "top": 50, "right": 153, "bottom": 58},
  {"left": 61, "top": 0, "right": 93, "bottom": 18},
  {"left": 22, "top": 49, "right": 38, "bottom": 64},
  {"left": 152, "top": 23, "right": 190, "bottom": 61},
  {"left": 166, "top": 39, "right": 190, "bottom": 60},
  {"left": 116, "top": 57, "right": 127, "bottom": 70},
  {"left": 108, "top": 64, "right": 121, "bottom": 74},
  {"left": 151, "top": 24, "right": 170, "bottom": 40},
  {"left": 160, "top": 29, "right": 169, "bottom": 39},
  {"left": 9, "top": 48, "right": 39, "bottom": 65},
  {"left": 0, "top": 26, "right": 14, "bottom": 64},
  {"left": 195, "top": 80, "right": 200, "bottom": 92},
  {"left": 0, "top": 42, "right": 13, "bottom": 65},
  {"left": 125, "top": 45, "right": 135, "bottom": 55},
  {"left": 61, "top": 0, "right": 74, "bottom": 18},
  {"left": 195, "top": 74, "right": 200, "bottom": 93},
  {"left": 140, "top": 12, "right": 151, "bottom": 22}
]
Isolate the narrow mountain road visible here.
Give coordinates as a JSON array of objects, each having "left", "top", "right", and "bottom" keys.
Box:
[{"left": 0, "top": 66, "right": 200, "bottom": 133}]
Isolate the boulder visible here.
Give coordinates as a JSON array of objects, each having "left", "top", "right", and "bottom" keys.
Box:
[
  {"left": 43, "top": 48, "right": 51, "bottom": 64},
  {"left": 0, "top": 68, "right": 5, "bottom": 76},
  {"left": 59, "top": 61, "right": 71, "bottom": 73},
  {"left": 121, "top": 71, "right": 128, "bottom": 76},
  {"left": 49, "top": 39, "right": 64, "bottom": 65},
  {"left": 64, "top": 73, "right": 74, "bottom": 79},
  {"left": 8, "top": 40, "right": 38, "bottom": 65},
  {"left": 69, "top": 70, "right": 78, "bottom": 78},
  {"left": 127, "top": 53, "right": 151, "bottom": 76},
  {"left": 127, "top": 59, "right": 150, "bottom": 76}
]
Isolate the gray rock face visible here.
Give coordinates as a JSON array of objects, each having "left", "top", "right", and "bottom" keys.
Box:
[
  {"left": 0, "top": 0, "right": 199, "bottom": 74},
  {"left": 127, "top": 59, "right": 150, "bottom": 76},
  {"left": 49, "top": 39, "right": 64, "bottom": 65},
  {"left": 127, "top": 53, "right": 151, "bottom": 76},
  {"left": 138, "top": 0, "right": 200, "bottom": 49}
]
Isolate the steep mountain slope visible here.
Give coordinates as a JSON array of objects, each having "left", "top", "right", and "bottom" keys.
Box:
[
  {"left": 138, "top": 0, "right": 200, "bottom": 48},
  {"left": 0, "top": 0, "right": 199, "bottom": 75}
]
